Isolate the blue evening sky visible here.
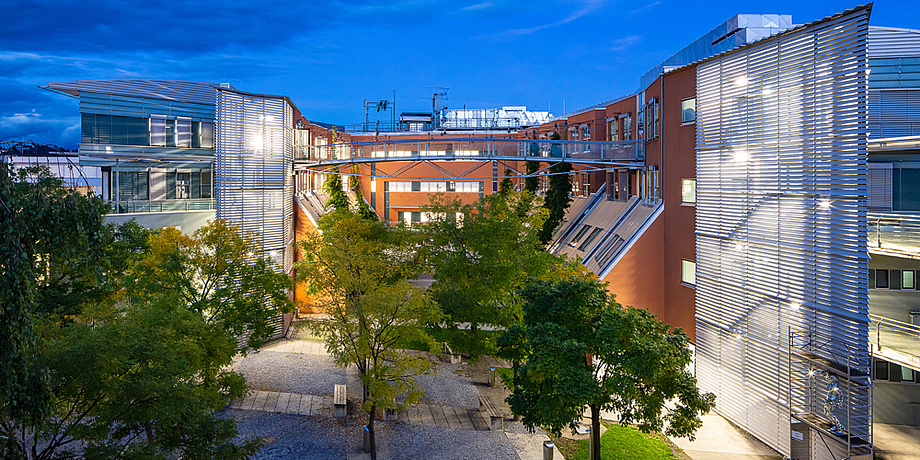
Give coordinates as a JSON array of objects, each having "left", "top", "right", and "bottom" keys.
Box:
[{"left": 1, "top": 1, "right": 916, "bottom": 149}]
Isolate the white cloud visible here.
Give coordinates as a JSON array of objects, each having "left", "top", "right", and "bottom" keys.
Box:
[
  {"left": 610, "top": 35, "right": 642, "bottom": 51},
  {"left": 502, "top": 0, "right": 605, "bottom": 36},
  {"left": 461, "top": 2, "right": 493, "bottom": 11},
  {"left": 630, "top": 1, "right": 660, "bottom": 14}
]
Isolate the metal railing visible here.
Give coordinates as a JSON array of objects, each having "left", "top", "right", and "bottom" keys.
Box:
[
  {"left": 109, "top": 198, "right": 214, "bottom": 214},
  {"left": 870, "top": 313, "right": 920, "bottom": 367},
  {"left": 294, "top": 138, "right": 644, "bottom": 165},
  {"left": 868, "top": 212, "right": 920, "bottom": 255}
]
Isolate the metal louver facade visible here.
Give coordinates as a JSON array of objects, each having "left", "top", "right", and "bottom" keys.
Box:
[
  {"left": 215, "top": 89, "right": 294, "bottom": 339},
  {"left": 695, "top": 7, "right": 870, "bottom": 458}
]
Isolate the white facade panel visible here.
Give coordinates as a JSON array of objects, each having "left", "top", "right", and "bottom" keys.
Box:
[{"left": 696, "top": 7, "right": 870, "bottom": 458}]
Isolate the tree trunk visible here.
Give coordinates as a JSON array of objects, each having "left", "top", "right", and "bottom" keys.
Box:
[
  {"left": 512, "top": 359, "right": 521, "bottom": 421},
  {"left": 368, "top": 403, "right": 377, "bottom": 460},
  {"left": 590, "top": 404, "right": 601, "bottom": 460}
]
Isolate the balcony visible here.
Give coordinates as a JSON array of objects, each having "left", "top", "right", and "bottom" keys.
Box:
[
  {"left": 109, "top": 198, "right": 214, "bottom": 214},
  {"left": 871, "top": 314, "right": 920, "bottom": 372},
  {"left": 868, "top": 213, "right": 920, "bottom": 258}
]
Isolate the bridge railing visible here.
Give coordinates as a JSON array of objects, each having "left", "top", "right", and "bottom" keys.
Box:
[{"left": 294, "top": 138, "right": 645, "bottom": 164}]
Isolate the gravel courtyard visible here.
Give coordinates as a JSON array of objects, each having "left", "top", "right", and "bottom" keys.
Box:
[{"left": 221, "top": 336, "right": 557, "bottom": 460}]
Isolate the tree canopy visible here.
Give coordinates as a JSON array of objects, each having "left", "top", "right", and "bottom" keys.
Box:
[
  {"left": 509, "top": 278, "right": 715, "bottom": 460},
  {"left": 296, "top": 210, "right": 440, "bottom": 460},
  {"left": 128, "top": 219, "right": 294, "bottom": 349},
  {"left": 1, "top": 164, "right": 284, "bottom": 459},
  {"left": 421, "top": 190, "right": 556, "bottom": 359}
]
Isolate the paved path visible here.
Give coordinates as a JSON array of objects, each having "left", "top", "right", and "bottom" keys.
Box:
[
  {"left": 259, "top": 339, "right": 330, "bottom": 355},
  {"left": 230, "top": 389, "right": 492, "bottom": 431},
  {"left": 229, "top": 390, "right": 333, "bottom": 415}
]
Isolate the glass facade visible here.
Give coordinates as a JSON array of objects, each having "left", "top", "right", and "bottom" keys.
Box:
[{"left": 82, "top": 113, "right": 214, "bottom": 149}]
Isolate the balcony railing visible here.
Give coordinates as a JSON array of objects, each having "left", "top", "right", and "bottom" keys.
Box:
[
  {"left": 868, "top": 212, "right": 920, "bottom": 256},
  {"left": 870, "top": 313, "right": 920, "bottom": 370},
  {"left": 294, "top": 138, "right": 645, "bottom": 164},
  {"left": 109, "top": 198, "right": 214, "bottom": 214}
]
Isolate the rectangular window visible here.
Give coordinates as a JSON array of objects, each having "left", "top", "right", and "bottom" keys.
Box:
[
  {"left": 904, "top": 270, "right": 915, "bottom": 289},
  {"left": 165, "top": 119, "right": 177, "bottom": 148},
  {"left": 623, "top": 115, "right": 631, "bottom": 140},
  {"left": 608, "top": 119, "right": 619, "bottom": 142},
  {"left": 875, "top": 360, "right": 890, "bottom": 380},
  {"left": 199, "top": 121, "right": 214, "bottom": 149},
  {"left": 176, "top": 118, "right": 192, "bottom": 148},
  {"left": 681, "top": 98, "right": 697, "bottom": 123},
  {"left": 578, "top": 227, "right": 604, "bottom": 251},
  {"left": 117, "top": 171, "right": 148, "bottom": 201},
  {"left": 150, "top": 116, "right": 166, "bottom": 147},
  {"left": 891, "top": 269, "right": 902, "bottom": 290},
  {"left": 200, "top": 170, "right": 212, "bottom": 199},
  {"left": 582, "top": 126, "right": 590, "bottom": 141},
  {"left": 569, "top": 225, "right": 592, "bottom": 247},
  {"left": 681, "top": 178, "right": 696, "bottom": 204},
  {"left": 681, "top": 259, "right": 696, "bottom": 286},
  {"left": 877, "top": 269, "right": 889, "bottom": 289}
]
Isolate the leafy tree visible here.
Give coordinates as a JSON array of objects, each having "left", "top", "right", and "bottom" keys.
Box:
[
  {"left": 6, "top": 296, "right": 260, "bottom": 460},
  {"left": 297, "top": 210, "right": 440, "bottom": 460},
  {"left": 350, "top": 164, "right": 377, "bottom": 221},
  {"left": 539, "top": 155, "right": 573, "bottom": 244},
  {"left": 324, "top": 171, "right": 350, "bottom": 212},
  {"left": 0, "top": 164, "right": 265, "bottom": 459},
  {"left": 509, "top": 278, "right": 715, "bottom": 460},
  {"left": 499, "top": 168, "right": 515, "bottom": 196},
  {"left": 1, "top": 163, "right": 112, "bottom": 453},
  {"left": 524, "top": 160, "right": 540, "bottom": 194},
  {"left": 421, "top": 191, "right": 553, "bottom": 359},
  {"left": 128, "top": 219, "right": 294, "bottom": 350}
]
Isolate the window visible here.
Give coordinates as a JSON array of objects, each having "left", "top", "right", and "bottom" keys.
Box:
[
  {"left": 623, "top": 115, "right": 632, "bottom": 140},
  {"left": 117, "top": 171, "right": 149, "bottom": 201},
  {"left": 644, "top": 98, "right": 660, "bottom": 140},
  {"left": 582, "top": 126, "right": 590, "bottom": 141},
  {"left": 569, "top": 225, "right": 592, "bottom": 247},
  {"left": 681, "top": 98, "right": 697, "bottom": 123},
  {"left": 904, "top": 270, "right": 915, "bottom": 289},
  {"left": 876, "top": 269, "right": 889, "bottom": 289},
  {"left": 81, "top": 113, "right": 149, "bottom": 145},
  {"left": 389, "top": 182, "right": 412, "bottom": 192},
  {"left": 608, "top": 119, "right": 619, "bottom": 142},
  {"left": 578, "top": 227, "right": 604, "bottom": 251},
  {"left": 681, "top": 259, "right": 696, "bottom": 286},
  {"left": 681, "top": 179, "right": 696, "bottom": 204}
]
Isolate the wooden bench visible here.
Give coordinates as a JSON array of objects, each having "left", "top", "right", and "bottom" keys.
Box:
[
  {"left": 334, "top": 384, "right": 347, "bottom": 418},
  {"left": 479, "top": 395, "right": 503, "bottom": 431}
]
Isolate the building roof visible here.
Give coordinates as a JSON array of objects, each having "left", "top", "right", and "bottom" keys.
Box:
[{"left": 44, "top": 79, "right": 230, "bottom": 106}]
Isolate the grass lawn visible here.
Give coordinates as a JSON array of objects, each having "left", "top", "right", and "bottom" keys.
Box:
[{"left": 560, "top": 423, "right": 680, "bottom": 460}]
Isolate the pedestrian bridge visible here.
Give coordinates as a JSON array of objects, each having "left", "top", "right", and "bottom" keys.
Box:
[{"left": 293, "top": 137, "right": 645, "bottom": 180}]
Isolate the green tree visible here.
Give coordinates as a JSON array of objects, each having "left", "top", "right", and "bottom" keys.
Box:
[
  {"left": 524, "top": 160, "right": 540, "bottom": 195},
  {"left": 297, "top": 210, "right": 440, "bottom": 460},
  {"left": 422, "top": 191, "right": 553, "bottom": 359},
  {"left": 509, "top": 278, "right": 715, "bottom": 460},
  {"left": 350, "top": 164, "right": 377, "bottom": 220},
  {"left": 0, "top": 164, "right": 264, "bottom": 459},
  {"left": 1, "top": 163, "right": 113, "bottom": 453},
  {"left": 499, "top": 168, "right": 515, "bottom": 196},
  {"left": 324, "top": 171, "right": 350, "bottom": 212},
  {"left": 128, "top": 219, "right": 294, "bottom": 350},
  {"left": 539, "top": 152, "right": 573, "bottom": 244},
  {"left": 10, "top": 296, "right": 260, "bottom": 460}
]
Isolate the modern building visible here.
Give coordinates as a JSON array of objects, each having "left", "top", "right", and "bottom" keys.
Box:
[{"left": 37, "top": 4, "right": 920, "bottom": 459}]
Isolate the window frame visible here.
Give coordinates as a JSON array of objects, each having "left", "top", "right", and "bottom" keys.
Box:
[
  {"left": 681, "top": 178, "right": 696, "bottom": 205},
  {"left": 680, "top": 97, "right": 697, "bottom": 124},
  {"left": 681, "top": 259, "right": 696, "bottom": 287}
]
